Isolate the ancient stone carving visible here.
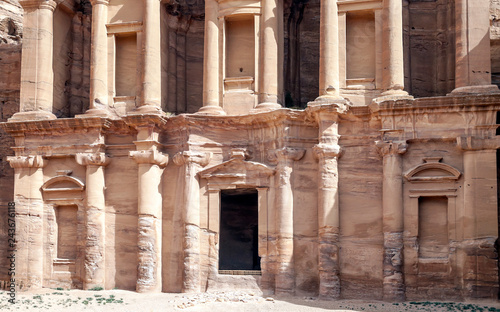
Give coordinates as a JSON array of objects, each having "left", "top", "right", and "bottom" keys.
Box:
[{"left": 129, "top": 149, "right": 169, "bottom": 167}]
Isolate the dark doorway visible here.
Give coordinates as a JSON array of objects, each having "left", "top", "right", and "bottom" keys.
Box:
[{"left": 219, "top": 188, "right": 261, "bottom": 271}]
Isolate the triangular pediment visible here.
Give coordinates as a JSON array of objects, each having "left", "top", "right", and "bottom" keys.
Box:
[{"left": 198, "top": 158, "right": 275, "bottom": 179}]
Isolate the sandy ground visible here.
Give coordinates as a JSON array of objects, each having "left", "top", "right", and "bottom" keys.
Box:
[{"left": 0, "top": 289, "right": 499, "bottom": 311}]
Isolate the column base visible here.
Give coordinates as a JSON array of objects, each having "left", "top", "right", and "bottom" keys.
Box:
[
  {"left": 369, "top": 90, "right": 414, "bottom": 112},
  {"left": 128, "top": 104, "right": 166, "bottom": 116},
  {"left": 8, "top": 110, "right": 57, "bottom": 122},
  {"left": 307, "top": 94, "right": 349, "bottom": 107},
  {"left": 250, "top": 102, "right": 282, "bottom": 113},
  {"left": 76, "top": 108, "right": 115, "bottom": 119},
  {"left": 195, "top": 105, "right": 227, "bottom": 116},
  {"left": 448, "top": 85, "right": 500, "bottom": 96}
]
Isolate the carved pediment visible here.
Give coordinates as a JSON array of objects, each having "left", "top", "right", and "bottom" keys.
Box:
[
  {"left": 404, "top": 157, "right": 461, "bottom": 182},
  {"left": 198, "top": 158, "right": 275, "bottom": 179}
]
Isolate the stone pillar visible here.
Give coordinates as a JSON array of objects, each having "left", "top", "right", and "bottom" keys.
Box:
[
  {"left": 376, "top": 141, "right": 407, "bottom": 301},
  {"left": 173, "top": 151, "right": 211, "bottom": 293},
  {"left": 273, "top": 147, "right": 305, "bottom": 294},
  {"left": 129, "top": 148, "right": 168, "bottom": 292},
  {"left": 10, "top": 0, "right": 57, "bottom": 121},
  {"left": 133, "top": 0, "right": 163, "bottom": 114},
  {"left": 381, "top": 0, "right": 408, "bottom": 96},
  {"left": 452, "top": 0, "right": 498, "bottom": 94},
  {"left": 316, "top": 0, "right": 342, "bottom": 101},
  {"left": 196, "top": 0, "right": 226, "bottom": 116},
  {"left": 80, "top": 0, "right": 112, "bottom": 117},
  {"left": 313, "top": 144, "right": 341, "bottom": 299},
  {"left": 76, "top": 152, "right": 110, "bottom": 289},
  {"left": 7, "top": 155, "right": 47, "bottom": 288},
  {"left": 253, "top": 0, "right": 282, "bottom": 112},
  {"left": 457, "top": 136, "right": 499, "bottom": 298}
]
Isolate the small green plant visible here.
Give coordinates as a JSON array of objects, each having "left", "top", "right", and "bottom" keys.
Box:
[{"left": 89, "top": 286, "right": 104, "bottom": 291}]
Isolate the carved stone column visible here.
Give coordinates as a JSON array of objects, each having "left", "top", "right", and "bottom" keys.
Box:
[
  {"left": 457, "top": 136, "right": 499, "bottom": 298},
  {"left": 133, "top": 0, "right": 163, "bottom": 114},
  {"left": 381, "top": 0, "right": 408, "bottom": 97},
  {"left": 80, "top": 0, "right": 112, "bottom": 117},
  {"left": 10, "top": 0, "right": 57, "bottom": 121},
  {"left": 253, "top": 0, "right": 282, "bottom": 112},
  {"left": 271, "top": 147, "right": 305, "bottom": 294},
  {"left": 75, "top": 152, "right": 110, "bottom": 289},
  {"left": 452, "top": 0, "right": 498, "bottom": 94},
  {"left": 376, "top": 141, "right": 407, "bottom": 301},
  {"left": 316, "top": 0, "right": 342, "bottom": 101},
  {"left": 130, "top": 148, "right": 168, "bottom": 292},
  {"left": 196, "top": 0, "right": 226, "bottom": 116},
  {"left": 7, "top": 155, "right": 47, "bottom": 288},
  {"left": 308, "top": 103, "right": 346, "bottom": 299},
  {"left": 173, "top": 151, "right": 211, "bottom": 292},
  {"left": 313, "top": 144, "right": 341, "bottom": 299}
]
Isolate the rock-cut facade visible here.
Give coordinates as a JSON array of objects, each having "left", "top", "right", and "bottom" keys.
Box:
[{"left": 0, "top": 0, "right": 499, "bottom": 301}]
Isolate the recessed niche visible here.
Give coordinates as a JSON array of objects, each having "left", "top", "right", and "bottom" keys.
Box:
[
  {"left": 225, "top": 16, "right": 255, "bottom": 78},
  {"left": 346, "top": 11, "right": 376, "bottom": 80}
]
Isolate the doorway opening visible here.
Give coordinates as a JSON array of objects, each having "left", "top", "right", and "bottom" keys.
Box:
[{"left": 219, "top": 188, "right": 260, "bottom": 272}]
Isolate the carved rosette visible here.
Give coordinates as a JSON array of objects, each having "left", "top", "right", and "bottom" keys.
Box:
[
  {"left": 75, "top": 153, "right": 110, "bottom": 167},
  {"left": 7, "top": 155, "right": 48, "bottom": 169},
  {"left": 173, "top": 151, "right": 212, "bottom": 167},
  {"left": 376, "top": 141, "right": 407, "bottom": 157},
  {"left": 129, "top": 149, "right": 169, "bottom": 168}
]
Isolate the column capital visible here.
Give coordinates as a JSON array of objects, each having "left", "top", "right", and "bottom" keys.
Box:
[
  {"left": 457, "top": 136, "right": 500, "bottom": 151},
  {"left": 7, "top": 155, "right": 47, "bottom": 169},
  {"left": 90, "top": 0, "right": 109, "bottom": 5},
  {"left": 376, "top": 141, "right": 407, "bottom": 157},
  {"left": 20, "top": 0, "right": 57, "bottom": 10},
  {"left": 173, "top": 151, "right": 212, "bottom": 167},
  {"left": 313, "top": 144, "right": 341, "bottom": 160},
  {"left": 130, "top": 149, "right": 169, "bottom": 168},
  {"left": 75, "top": 152, "right": 110, "bottom": 167},
  {"left": 269, "top": 147, "right": 306, "bottom": 164}
]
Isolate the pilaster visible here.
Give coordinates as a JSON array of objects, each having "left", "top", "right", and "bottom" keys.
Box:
[
  {"left": 457, "top": 136, "right": 499, "bottom": 298},
  {"left": 75, "top": 152, "right": 110, "bottom": 290},
  {"left": 376, "top": 140, "right": 407, "bottom": 301},
  {"left": 173, "top": 151, "right": 212, "bottom": 292},
  {"left": 130, "top": 147, "right": 168, "bottom": 292},
  {"left": 7, "top": 155, "right": 47, "bottom": 289},
  {"left": 269, "top": 147, "right": 305, "bottom": 294}
]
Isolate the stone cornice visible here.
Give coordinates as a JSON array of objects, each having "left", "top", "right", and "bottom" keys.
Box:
[
  {"left": 173, "top": 151, "right": 212, "bottom": 167},
  {"left": 7, "top": 155, "right": 47, "bottom": 169},
  {"left": 20, "top": 0, "right": 57, "bottom": 10},
  {"left": 75, "top": 153, "right": 110, "bottom": 167},
  {"left": 129, "top": 149, "right": 169, "bottom": 167},
  {"left": 0, "top": 117, "right": 112, "bottom": 135},
  {"left": 123, "top": 114, "right": 168, "bottom": 130},
  {"left": 456, "top": 136, "right": 500, "bottom": 151},
  {"left": 375, "top": 141, "right": 407, "bottom": 157},
  {"left": 375, "top": 93, "right": 500, "bottom": 115}
]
